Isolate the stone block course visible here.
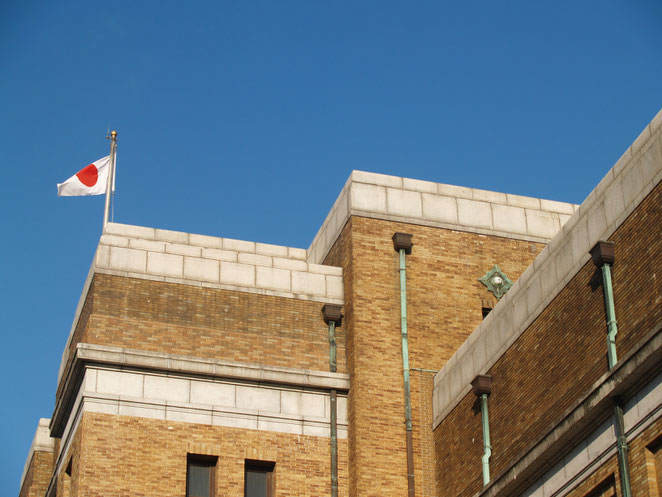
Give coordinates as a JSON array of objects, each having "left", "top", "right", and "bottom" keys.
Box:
[
  {"left": 95, "top": 222, "right": 342, "bottom": 303},
  {"left": 74, "top": 363, "right": 349, "bottom": 439},
  {"left": 183, "top": 256, "right": 219, "bottom": 282},
  {"left": 292, "top": 271, "right": 326, "bottom": 296},
  {"left": 492, "top": 204, "right": 527, "bottom": 234},
  {"left": 255, "top": 266, "right": 291, "bottom": 292},
  {"left": 201, "top": 248, "right": 238, "bottom": 262},
  {"left": 129, "top": 238, "right": 166, "bottom": 252},
  {"left": 421, "top": 193, "right": 458, "bottom": 224},
  {"left": 457, "top": 198, "right": 493, "bottom": 229},
  {"left": 508, "top": 193, "right": 541, "bottom": 209},
  {"left": 155, "top": 227, "right": 189, "bottom": 244},
  {"left": 386, "top": 187, "right": 423, "bottom": 217},
  {"left": 256, "top": 242, "right": 289, "bottom": 257},
  {"left": 189, "top": 233, "right": 224, "bottom": 249},
  {"left": 166, "top": 242, "right": 202, "bottom": 257},
  {"left": 109, "top": 246, "right": 146, "bottom": 273},
  {"left": 147, "top": 251, "right": 183, "bottom": 277},
  {"left": 350, "top": 182, "right": 387, "bottom": 213},
  {"left": 220, "top": 260, "right": 255, "bottom": 286}
]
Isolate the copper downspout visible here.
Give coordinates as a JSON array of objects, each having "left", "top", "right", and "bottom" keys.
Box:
[
  {"left": 393, "top": 233, "right": 416, "bottom": 497},
  {"left": 589, "top": 241, "right": 632, "bottom": 497}
]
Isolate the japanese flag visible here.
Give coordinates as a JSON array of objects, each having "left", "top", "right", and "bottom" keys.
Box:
[{"left": 57, "top": 156, "right": 113, "bottom": 196}]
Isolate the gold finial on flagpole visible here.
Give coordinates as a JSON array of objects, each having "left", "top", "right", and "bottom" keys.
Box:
[{"left": 111, "top": 130, "right": 117, "bottom": 138}]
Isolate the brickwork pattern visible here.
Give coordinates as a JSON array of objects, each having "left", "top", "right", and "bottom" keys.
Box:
[
  {"left": 19, "top": 451, "right": 53, "bottom": 497},
  {"left": 66, "top": 412, "right": 348, "bottom": 497},
  {"left": 325, "top": 216, "right": 541, "bottom": 497},
  {"left": 565, "top": 460, "right": 618, "bottom": 497},
  {"left": 434, "top": 182, "right": 662, "bottom": 496},
  {"left": 63, "top": 274, "right": 345, "bottom": 379},
  {"left": 627, "top": 416, "right": 662, "bottom": 497}
]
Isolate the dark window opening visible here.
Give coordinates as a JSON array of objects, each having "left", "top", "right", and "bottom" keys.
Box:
[
  {"left": 187, "top": 454, "right": 217, "bottom": 497},
  {"left": 245, "top": 460, "right": 275, "bottom": 497},
  {"left": 482, "top": 307, "right": 492, "bottom": 319}
]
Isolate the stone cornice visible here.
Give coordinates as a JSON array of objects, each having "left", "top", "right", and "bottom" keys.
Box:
[{"left": 51, "top": 343, "right": 350, "bottom": 438}]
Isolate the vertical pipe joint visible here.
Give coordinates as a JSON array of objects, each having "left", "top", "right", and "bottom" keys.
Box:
[
  {"left": 590, "top": 241, "right": 618, "bottom": 369},
  {"left": 472, "top": 375, "right": 493, "bottom": 486},
  {"left": 393, "top": 233, "right": 415, "bottom": 497}
]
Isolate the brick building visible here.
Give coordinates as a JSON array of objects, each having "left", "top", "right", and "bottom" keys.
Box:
[{"left": 19, "top": 110, "right": 661, "bottom": 497}]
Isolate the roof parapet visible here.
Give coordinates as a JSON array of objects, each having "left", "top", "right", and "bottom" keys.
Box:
[{"left": 307, "top": 171, "right": 578, "bottom": 264}]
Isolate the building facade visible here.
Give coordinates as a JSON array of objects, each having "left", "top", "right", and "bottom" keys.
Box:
[{"left": 19, "top": 110, "right": 662, "bottom": 497}]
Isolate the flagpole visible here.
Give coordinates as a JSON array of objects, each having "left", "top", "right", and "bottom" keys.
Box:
[{"left": 103, "top": 130, "right": 117, "bottom": 232}]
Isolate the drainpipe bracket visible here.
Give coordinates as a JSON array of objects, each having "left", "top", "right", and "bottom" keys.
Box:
[
  {"left": 472, "top": 375, "right": 493, "bottom": 396},
  {"left": 590, "top": 240, "right": 615, "bottom": 266},
  {"left": 392, "top": 232, "right": 413, "bottom": 254},
  {"left": 322, "top": 304, "right": 343, "bottom": 326}
]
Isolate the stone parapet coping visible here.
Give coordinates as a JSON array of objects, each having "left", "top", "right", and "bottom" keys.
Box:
[
  {"left": 51, "top": 343, "right": 350, "bottom": 439},
  {"left": 19, "top": 418, "right": 54, "bottom": 492},
  {"left": 100, "top": 222, "right": 343, "bottom": 302},
  {"left": 432, "top": 108, "right": 662, "bottom": 429},
  {"left": 105, "top": 222, "right": 308, "bottom": 260},
  {"left": 306, "top": 171, "right": 579, "bottom": 264}
]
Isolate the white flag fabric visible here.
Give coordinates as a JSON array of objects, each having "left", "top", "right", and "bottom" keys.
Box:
[{"left": 57, "top": 156, "right": 111, "bottom": 196}]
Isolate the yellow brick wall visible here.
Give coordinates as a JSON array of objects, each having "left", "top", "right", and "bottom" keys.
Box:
[
  {"left": 58, "top": 274, "right": 345, "bottom": 395},
  {"left": 63, "top": 412, "right": 347, "bottom": 497},
  {"left": 19, "top": 451, "right": 54, "bottom": 497},
  {"left": 325, "top": 216, "right": 542, "bottom": 497}
]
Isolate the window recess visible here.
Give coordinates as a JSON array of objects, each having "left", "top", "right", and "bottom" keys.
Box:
[
  {"left": 245, "top": 460, "right": 275, "bottom": 497},
  {"left": 187, "top": 454, "right": 217, "bottom": 497}
]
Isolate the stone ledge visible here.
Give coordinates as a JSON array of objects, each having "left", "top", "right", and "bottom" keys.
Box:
[
  {"left": 77, "top": 343, "right": 350, "bottom": 391},
  {"left": 51, "top": 343, "right": 350, "bottom": 439}
]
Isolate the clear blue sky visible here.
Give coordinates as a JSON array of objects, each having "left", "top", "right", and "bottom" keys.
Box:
[{"left": 1, "top": 1, "right": 661, "bottom": 493}]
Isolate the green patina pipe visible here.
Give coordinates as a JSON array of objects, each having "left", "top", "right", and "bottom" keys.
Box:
[
  {"left": 597, "top": 255, "right": 631, "bottom": 496},
  {"left": 327, "top": 320, "right": 338, "bottom": 497},
  {"left": 329, "top": 321, "right": 337, "bottom": 373},
  {"left": 330, "top": 389, "right": 338, "bottom": 497},
  {"left": 614, "top": 402, "right": 632, "bottom": 497},
  {"left": 600, "top": 263, "right": 618, "bottom": 369},
  {"left": 398, "top": 248, "right": 416, "bottom": 497},
  {"left": 480, "top": 394, "right": 492, "bottom": 486},
  {"left": 399, "top": 248, "right": 413, "bottom": 432}
]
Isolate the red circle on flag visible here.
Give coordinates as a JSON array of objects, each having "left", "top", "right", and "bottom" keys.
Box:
[{"left": 76, "top": 164, "right": 98, "bottom": 187}]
